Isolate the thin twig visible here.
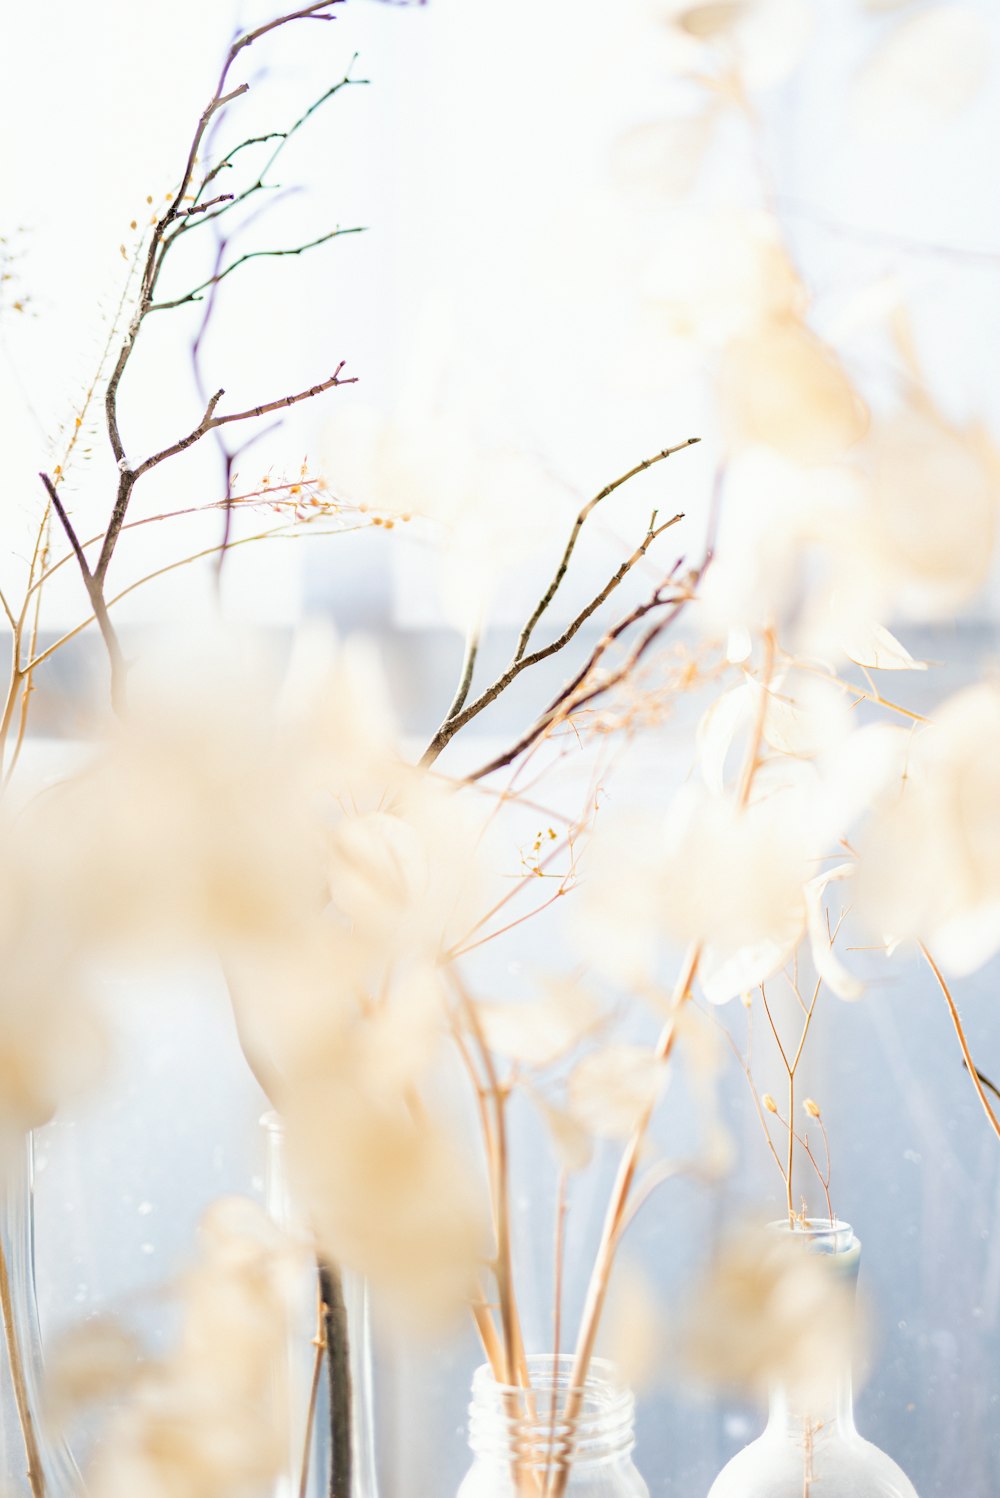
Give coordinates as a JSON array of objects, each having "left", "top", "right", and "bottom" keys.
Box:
[
  {"left": 421, "top": 512, "right": 684, "bottom": 766},
  {"left": 444, "top": 626, "right": 481, "bottom": 724},
  {"left": 149, "top": 227, "right": 363, "bottom": 311},
  {"left": 921, "top": 942, "right": 1000, "bottom": 1142},
  {"left": 548, "top": 943, "right": 700, "bottom": 1498},
  {"left": 515, "top": 438, "right": 699, "bottom": 663}
]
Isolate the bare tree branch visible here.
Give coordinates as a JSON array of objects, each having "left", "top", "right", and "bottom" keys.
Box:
[
  {"left": 420, "top": 510, "right": 685, "bottom": 766},
  {"left": 40, "top": 474, "right": 127, "bottom": 710},
  {"left": 514, "top": 437, "right": 699, "bottom": 663},
  {"left": 149, "top": 226, "right": 363, "bottom": 312}
]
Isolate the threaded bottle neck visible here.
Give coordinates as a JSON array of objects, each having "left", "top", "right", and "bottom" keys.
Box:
[{"left": 467, "top": 1356, "right": 636, "bottom": 1472}]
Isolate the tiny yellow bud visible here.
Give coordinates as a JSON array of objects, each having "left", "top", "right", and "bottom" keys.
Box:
[
  {"left": 803, "top": 1098, "right": 822, "bottom": 1119},
  {"left": 130, "top": 219, "right": 137, "bottom": 231},
  {"left": 146, "top": 195, "right": 153, "bottom": 205},
  {"left": 762, "top": 1093, "right": 778, "bottom": 1114}
]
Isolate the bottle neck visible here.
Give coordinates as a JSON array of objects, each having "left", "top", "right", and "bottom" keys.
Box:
[
  {"left": 766, "top": 1369, "right": 856, "bottom": 1439},
  {"left": 468, "top": 1356, "right": 636, "bottom": 1474},
  {"left": 0, "top": 1133, "right": 81, "bottom": 1495},
  {"left": 763, "top": 1218, "right": 862, "bottom": 1443}
]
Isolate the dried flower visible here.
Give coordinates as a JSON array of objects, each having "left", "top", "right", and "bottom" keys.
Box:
[{"left": 681, "top": 1225, "right": 861, "bottom": 1405}]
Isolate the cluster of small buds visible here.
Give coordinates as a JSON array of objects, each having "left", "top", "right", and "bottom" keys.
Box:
[{"left": 531, "top": 828, "right": 559, "bottom": 856}]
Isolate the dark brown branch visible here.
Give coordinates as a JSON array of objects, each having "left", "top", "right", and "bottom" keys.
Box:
[
  {"left": 180, "top": 192, "right": 236, "bottom": 218},
  {"left": 444, "top": 627, "right": 481, "bottom": 725},
  {"left": 318, "top": 1262, "right": 353, "bottom": 1498},
  {"left": 467, "top": 571, "right": 692, "bottom": 780},
  {"left": 41, "top": 474, "right": 127, "bottom": 711},
  {"left": 420, "top": 511, "right": 684, "bottom": 766},
  {"left": 514, "top": 437, "right": 699, "bottom": 663},
  {"left": 131, "top": 388, "right": 227, "bottom": 480},
  {"left": 100, "top": 1, "right": 349, "bottom": 579},
  {"left": 211, "top": 366, "right": 355, "bottom": 428}
]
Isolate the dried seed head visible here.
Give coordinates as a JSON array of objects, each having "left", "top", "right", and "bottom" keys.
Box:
[
  {"left": 803, "top": 1097, "right": 822, "bottom": 1119},
  {"left": 762, "top": 1093, "right": 778, "bottom": 1114}
]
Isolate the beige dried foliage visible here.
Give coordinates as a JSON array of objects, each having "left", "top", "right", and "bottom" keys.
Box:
[
  {"left": 46, "top": 1317, "right": 141, "bottom": 1431},
  {"left": 601, "top": 1262, "right": 668, "bottom": 1391},
  {"left": 857, "top": 410, "right": 999, "bottom": 618},
  {"left": 568, "top": 1044, "right": 667, "bottom": 1140},
  {"left": 681, "top": 1226, "right": 860, "bottom": 1404},
  {"left": 572, "top": 815, "right": 671, "bottom": 987},
  {"left": 611, "top": 112, "right": 719, "bottom": 200},
  {"left": 325, "top": 775, "right": 497, "bottom": 972},
  {"left": 528, "top": 1090, "right": 595, "bottom": 1174},
  {"left": 660, "top": 787, "right": 811, "bottom": 1003},
  {"left": 656, "top": 0, "right": 813, "bottom": 88},
  {"left": 697, "top": 447, "right": 867, "bottom": 644},
  {"left": 33, "top": 637, "right": 328, "bottom": 955},
  {"left": 0, "top": 831, "right": 106, "bottom": 1162},
  {"left": 754, "top": 672, "right": 852, "bottom": 762},
  {"left": 839, "top": 621, "right": 926, "bottom": 672},
  {"left": 857, "top": 683, "right": 1000, "bottom": 973},
  {"left": 88, "top": 1198, "right": 305, "bottom": 1498},
  {"left": 853, "top": 5, "right": 991, "bottom": 141},
  {"left": 321, "top": 403, "right": 564, "bottom": 628},
  {"left": 476, "top": 976, "right": 603, "bottom": 1069},
  {"left": 280, "top": 1028, "right": 488, "bottom": 1323},
  {"left": 720, "top": 320, "right": 869, "bottom": 465},
  {"left": 645, "top": 211, "right": 803, "bottom": 348}
]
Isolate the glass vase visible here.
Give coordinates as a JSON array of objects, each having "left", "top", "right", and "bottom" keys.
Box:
[
  {"left": 0, "top": 1132, "right": 81, "bottom": 1497},
  {"left": 457, "top": 1354, "right": 649, "bottom": 1498},
  {"left": 707, "top": 1219, "right": 919, "bottom": 1498},
  {"left": 262, "top": 1111, "right": 378, "bottom": 1498}
]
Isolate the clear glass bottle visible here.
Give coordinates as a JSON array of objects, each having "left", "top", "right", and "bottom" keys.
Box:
[
  {"left": 707, "top": 1219, "right": 919, "bottom": 1498},
  {"left": 262, "top": 1111, "right": 379, "bottom": 1498},
  {"left": 457, "top": 1354, "right": 649, "bottom": 1498},
  {"left": 0, "top": 1133, "right": 81, "bottom": 1496}
]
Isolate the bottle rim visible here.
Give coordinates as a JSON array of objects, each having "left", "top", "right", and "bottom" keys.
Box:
[
  {"left": 766, "top": 1217, "right": 859, "bottom": 1256},
  {"left": 468, "top": 1354, "right": 635, "bottom": 1469}
]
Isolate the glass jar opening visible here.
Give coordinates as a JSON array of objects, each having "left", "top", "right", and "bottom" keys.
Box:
[{"left": 468, "top": 1355, "right": 635, "bottom": 1470}]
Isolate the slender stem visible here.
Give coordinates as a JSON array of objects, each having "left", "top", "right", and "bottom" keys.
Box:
[
  {"left": 298, "top": 1282, "right": 327, "bottom": 1498},
  {"left": 515, "top": 438, "right": 699, "bottom": 663},
  {"left": 471, "top": 1296, "right": 505, "bottom": 1381},
  {"left": 444, "top": 626, "right": 480, "bottom": 724},
  {"left": 921, "top": 942, "right": 1000, "bottom": 1142},
  {"left": 786, "top": 1072, "right": 795, "bottom": 1222},
  {"left": 318, "top": 1262, "right": 353, "bottom": 1498},
  {"left": 543, "top": 1174, "right": 568, "bottom": 1495},
  {"left": 737, "top": 628, "right": 775, "bottom": 808},
  {"left": 422, "top": 511, "right": 685, "bottom": 765},
  {"left": 0, "top": 1237, "right": 44, "bottom": 1498},
  {"left": 547, "top": 943, "right": 700, "bottom": 1498}
]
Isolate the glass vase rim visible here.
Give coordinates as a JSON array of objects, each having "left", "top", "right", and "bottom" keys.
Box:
[
  {"left": 470, "top": 1352, "right": 632, "bottom": 1401},
  {"left": 766, "top": 1216, "right": 859, "bottom": 1252}
]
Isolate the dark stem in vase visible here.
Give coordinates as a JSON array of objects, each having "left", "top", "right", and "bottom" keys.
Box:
[{"left": 318, "top": 1260, "right": 353, "bottom": 1498}]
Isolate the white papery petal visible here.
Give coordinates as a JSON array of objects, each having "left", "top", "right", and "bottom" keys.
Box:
[
  {"left": 805, "top": 865, "right": 864, "bottom": 1001},
  {"left": 840, "top": 621, "right": 926, "bottom": 671},
  {"left": 853, "top": 6, "right": 991, "bottom": 142}
]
